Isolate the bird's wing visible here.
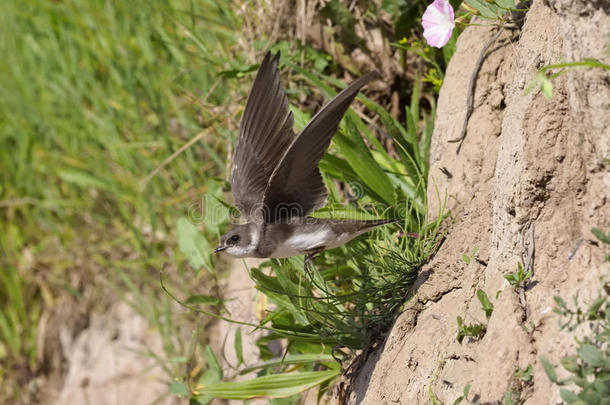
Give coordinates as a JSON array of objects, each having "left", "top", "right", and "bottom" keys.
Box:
[
  {"left": 262, "top": 71, "right": 379, "bottom": 223},
  {"left": 231, "top": 52, "right": 295, "bottom": 221}
]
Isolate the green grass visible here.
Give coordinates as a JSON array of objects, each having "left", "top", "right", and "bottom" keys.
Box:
[{"left": 0, "top": 0, "right": 243, "bottom": 400}]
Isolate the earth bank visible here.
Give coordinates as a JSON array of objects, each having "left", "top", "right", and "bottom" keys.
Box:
[{"left": 345, "top": 0, "right": 609, "bottom": 403}]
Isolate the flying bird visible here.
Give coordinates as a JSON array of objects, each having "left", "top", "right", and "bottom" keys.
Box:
[{"left": 214, "top": 52, "right": 398, "bottom": 261}]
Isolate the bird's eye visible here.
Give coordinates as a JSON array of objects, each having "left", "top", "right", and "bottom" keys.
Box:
[{"left": 230, "top": 235, "right": 240, "bottom": 242}]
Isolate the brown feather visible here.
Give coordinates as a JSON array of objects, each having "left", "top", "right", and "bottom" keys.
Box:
[
  {"left": 262, "top": 71, "right": 380, "bottom": 223},
  {"left": 231, "top": 52, "right": 295, "bottom": 220}
]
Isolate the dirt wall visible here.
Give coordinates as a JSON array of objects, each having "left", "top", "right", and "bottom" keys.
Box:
[{"left": 347, "top": 0, "right": 609, "bottom": 403}]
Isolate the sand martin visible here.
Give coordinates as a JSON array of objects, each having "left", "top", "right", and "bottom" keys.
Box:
[{"left": 214, "top": 52, "right": 397, "bottom": 260}]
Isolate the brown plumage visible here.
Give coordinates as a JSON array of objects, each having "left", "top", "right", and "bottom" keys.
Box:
[{"left": 215, "top": 51, "right": 396, "bottom": 260}]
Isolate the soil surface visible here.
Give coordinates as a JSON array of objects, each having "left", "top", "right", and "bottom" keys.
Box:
[
  {"left": 51, "top": 301, "right": 177, "bottom": 405},
  {"left": 345, "top": 0, "right": 609, "bottom": 403},
  {"left": 208, "top": 258, "right": 269, "bottom": 405}
]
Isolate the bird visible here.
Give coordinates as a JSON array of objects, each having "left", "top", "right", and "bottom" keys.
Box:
[{"left": 214, "top": 51, "right": 399, "bottom": 261}]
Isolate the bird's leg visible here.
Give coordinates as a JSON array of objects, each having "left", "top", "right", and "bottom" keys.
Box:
[
  {"left": 304, "top": 252, "right": 316, "bottom": 273},
  {"left": 303, "top": 247, "right": 324, "bottom": 273}
]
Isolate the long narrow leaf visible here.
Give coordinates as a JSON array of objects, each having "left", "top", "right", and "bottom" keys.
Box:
[
  {"left": 319, "top": 154, "right": 387, "bottom": 204},
  {"left": 333, "top": 130, "right": 395, "bottom": 205},
  {"left": 194, "top": 370, "right": 339, "bottom": 399}
]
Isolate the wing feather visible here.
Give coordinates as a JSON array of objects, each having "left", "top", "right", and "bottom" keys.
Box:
[
  {"left": 231, "top": 52, "right": 295, "bottom": 221},
  {"left": 262, "top": 71, "right": 379, "bottom": 223}
]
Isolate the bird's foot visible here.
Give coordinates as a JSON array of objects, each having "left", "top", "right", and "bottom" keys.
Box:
[{"left": 303, "top": 248, "right": 323, "bottom": 272}]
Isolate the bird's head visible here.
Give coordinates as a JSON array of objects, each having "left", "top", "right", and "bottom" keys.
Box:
[{"left": 214, "top": 224, "right": 255, "bottom": 258}]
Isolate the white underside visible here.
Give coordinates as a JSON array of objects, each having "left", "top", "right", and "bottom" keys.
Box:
[
  {"left": 269, "top": 228, "right": 366, "bottom": 258},
  {"left": 224, "top": 226, "right": 373, "bottom": 259},
  {"left": 270, "top": 229, "right": 331, "bottom": 258}
]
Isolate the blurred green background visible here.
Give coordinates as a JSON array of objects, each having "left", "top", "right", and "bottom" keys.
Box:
[{"left": 0, "top": 0, "right": 242, "bottom": 401}]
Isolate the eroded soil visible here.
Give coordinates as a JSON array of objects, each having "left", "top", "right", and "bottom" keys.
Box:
[{"left": 346, "top": 0, "right": 609, "bottom": 403}]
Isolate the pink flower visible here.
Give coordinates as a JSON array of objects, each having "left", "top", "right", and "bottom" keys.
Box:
[{"left": 422, "top": 0, "right": 455, "bottom": 48}]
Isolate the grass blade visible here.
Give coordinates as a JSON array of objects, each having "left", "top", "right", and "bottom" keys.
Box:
[{"left": 194, "top": 370, "right": 339, "bottom": 399}]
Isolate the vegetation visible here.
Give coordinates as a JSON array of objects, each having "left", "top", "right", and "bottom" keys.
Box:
[
  {"left": 0, "top": 0, "right": 242, "bottom": 401},
  {"left": 542, "top": 286, "right": 610, "bottom": 404},
  {"left": 541, "top": 229, "right": 610, "bottom": 405},
  {"left": 504, "top": 262, "right": 533, "bottom": 288},
  {"left": 454, "top": 289, "right": 493, "bottom": 344}
]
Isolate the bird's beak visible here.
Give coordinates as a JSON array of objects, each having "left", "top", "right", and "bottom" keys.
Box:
[{"left": 214, "top": 245, "right": 226, "bottom": 254}]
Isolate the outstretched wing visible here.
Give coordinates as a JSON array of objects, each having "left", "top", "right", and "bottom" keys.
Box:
[
  {"left": 231, "top": 52, "right": 295, "bottom": 221},
  {"left": 262, "top": 71, "right": 379, "bottom": 223}
]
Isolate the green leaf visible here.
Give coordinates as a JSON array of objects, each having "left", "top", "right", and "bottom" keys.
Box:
[
  {"left": 190, "top": 397, "right": 205, "bottom": 405},
  {"left": 270, "top": 395, "right": 301, "bottom": 405},
  {"left": 333, "top": 129, "right": 396, "bottom": 205},
  {"left": 419, "top": 106, "right": 435, "bottom": 179},
  {"left": 494, "top": 0, "right": 515, "bottom": 9},
  {"left": 320, "top": 154, "right": 401, "bottom": 206},
  {"left": 405, "top": 106, "right": 420, "bottom": 163},
  {"left": 515, "top": 364, "right": 533, "bottom": 382},
  {"left": 465, "top": 0, "right": 501, "bottom": 18},
  {"left": 166, "top": 356, "right": 188, "bottom": 363},
  {"left": 463, "top": 254, "right": 471, "bottom": 265},
  {"left": 540, "top": 75, "right": 554, "bottom": 99},
  {"left": 192, "top": 350, "right": 219, "bottom": 405},
  {"left": 310, "top": 207, "right": 379, "bottom": 221},
  {"left": 452, "top": 396, "right": 464, "bottom": 405},
  {"left": 218, "top": 63, "right": 259, "bottom": 78},
  {"left": 359, "top": 94, "right": 423, "bottom": 192},
  {"left": 204, "top": 345, "right": 223, "bottom": 381},
  {"left": 234, "top": 328, "right": 243, "bottom": 366},
  {"left": 347, "top": 109, "right": 395, "bottom": 166},
  {"left": 270, "top": 266, "right": 310, "bottom": 325},
  {"left": 177, "top": 217, "right": 212, "bottom": 274},
  {"left": 201, "top": 186, "right": 229, "bottom": 235},
  {"left": 586, "top": 296, "right": 605, "bottom": 319},
  {"left": 58, "top": 168, "right": 112, "bottom": 192},
  {"left": 410, "top": 76, "right": 420, "bottom": 123},
  {"left": 169, "top": 380, "right": 189, "bottom": 397},
  {"left": 194, "top": 370, "right": 339, "bottom": 399},
  {"left": 560, "top": 355, "right": 580, "bottom": 373},
  {"left": 592, "top": 228, "right": 610, "bottom": 245},
  {"left": 504, "top": 273, "right": 517, "bottom": 285},
  {"left": 559, "top": 388, "right": 579, "bottom": 404},
  {"left": 477, "top": 289, "right": 494, "bottom": 319},
  {"left": 554, "top": 296, "right": 567, "bottom": 309},
  {"left": 578, "top": 344, "right": 604, "bottom": 367},
  {"left": 541, "top": 357, "right": 558, "bottom": 383},
  {"left": 185, "top": 294, "right": 221, "bottom": 306}
]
